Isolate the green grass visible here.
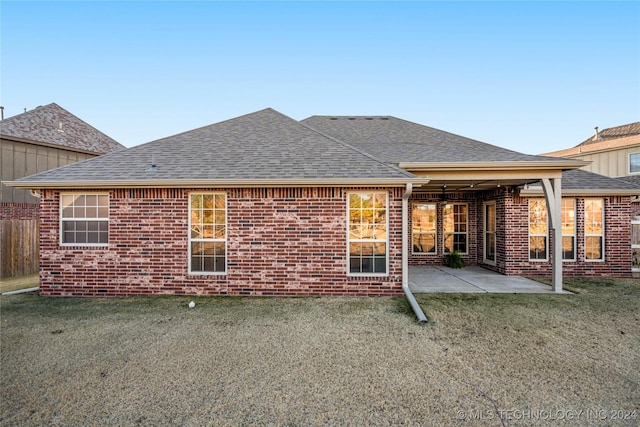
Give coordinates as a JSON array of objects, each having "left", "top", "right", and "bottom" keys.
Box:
[{"left": 1, "top": 278, "right": 638, "bottom": 426}]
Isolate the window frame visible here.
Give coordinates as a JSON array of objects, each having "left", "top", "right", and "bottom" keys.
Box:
[
  {"left": 629, "top": 152, "right": 640, "bottom": 175},
  {"left": 411, "top": 202, "right": 437, "bottom": 255},
  {"left": 188, "top": 192, "right": 228, "bottom": 275},
  {"left": 59, "top": 193, "right": 109, "bottom": 247},
  {"left": 562, "top": 198, "right": 576, "bottom": 261},
  {"left": 483, "top": 201, "right": 496, "bottom": 265},
  {"left": 443, "top": 203, "right": 468, "bottom": 255},
  {"left": 528, "top": 198, "right": 548, "bottom": 261},
  {"left": 347, "top": 191, "right": 389, "bottom": 277},
  {"left": 584, "top": 198, "right": 605, "bottom": 262}
]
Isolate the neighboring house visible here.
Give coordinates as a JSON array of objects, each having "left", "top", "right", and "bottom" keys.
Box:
[
  {"left": 7, "top": 108, "right": 640, "bottom": 297},
  {"left": 543, "top": 121, "right": 640, "bottom": 276},
  {"left": 1, "top": 103, "right": 124, "bottom": 278},
  {"left": 543, "top": 122, "right": 640, "bottom": 178}
]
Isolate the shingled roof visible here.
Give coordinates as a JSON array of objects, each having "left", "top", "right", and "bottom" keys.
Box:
[
  {"left": 579, "top": 122, "right": 640, "bottom": 146},
  {"left": 14, "top": 108, "right": 416, "bottom": 186},
  {"left": 560, "top": 169, "right": 640, "bottom": 192},
  {"left": 0, "top": 103, "right": 124, "bottom": 154},
  {"left": 302, "top": 116, "right": 568, "bottom": 164}
]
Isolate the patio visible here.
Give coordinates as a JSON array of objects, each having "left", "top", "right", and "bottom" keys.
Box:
[{"left": 408, "top": 265, "right": 569, "bottom": 293}]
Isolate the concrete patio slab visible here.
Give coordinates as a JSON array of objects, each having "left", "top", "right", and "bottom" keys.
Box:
[{"left": 409, "top": 265, "right": 570, "bottom": 293}]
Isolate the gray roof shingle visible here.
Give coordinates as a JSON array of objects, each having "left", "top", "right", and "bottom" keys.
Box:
[
  {"left": 561, "top": 169, "right": 640, "bottom": 191},
  {"left": 302, "top": 116, "right": 570, "bottom": 163},
  {"left": 17, "top": 108, "right": 414, "bottom": 183},
  {"left": 0, "top": 103, "right": 124, "bottom": 154},
  {"left": 615, "top": 175, "right": 640, "bottom": 188}
]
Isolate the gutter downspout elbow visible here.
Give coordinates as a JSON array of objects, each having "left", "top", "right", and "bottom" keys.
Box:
[{"left": 402, "top": 183, "right": 427, "bottom": 323}]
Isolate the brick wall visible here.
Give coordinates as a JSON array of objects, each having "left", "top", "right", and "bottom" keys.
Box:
[
  {"left": 503, "top": 195, "right": 632, "bottom": 278},
  {"left": 407, "top": 189, "right": 633, "bottom": 278},
  {"left": 39, "top": 187, "right": 404, "bottom": 297},
  {"left": 0, "top": 202, "right": 40, "bottom": 220}
]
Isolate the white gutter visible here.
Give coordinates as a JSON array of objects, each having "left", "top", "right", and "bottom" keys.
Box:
[{"left": 402, "top": 183, "right": 427, "bottom": 322}]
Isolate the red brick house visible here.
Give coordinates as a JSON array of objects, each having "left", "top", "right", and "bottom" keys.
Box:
[{"left": 7, "top": 109, "right": 639, "bottom": 300}]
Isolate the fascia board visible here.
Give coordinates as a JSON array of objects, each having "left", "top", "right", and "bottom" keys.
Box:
[
  {"left": 398, "top": 160, "right": 589, "bottom": 171},
  {"left": 5, "top": 177, "right": 431, "bottom": 189},
  {"left": 0, "top": 134, "right": 104, "bottom": 156},
  {"left": 519, "top": 188, "right": 640, "bottom": 197}
]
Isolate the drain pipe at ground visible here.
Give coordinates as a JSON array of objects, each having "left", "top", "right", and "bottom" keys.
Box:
[{"left": 402, "top": 183, "right": 427, "bottom": 322}]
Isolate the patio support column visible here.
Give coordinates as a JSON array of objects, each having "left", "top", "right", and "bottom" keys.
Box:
[{"left": 542, "top": 177, "right": 563, "bottom": 292}]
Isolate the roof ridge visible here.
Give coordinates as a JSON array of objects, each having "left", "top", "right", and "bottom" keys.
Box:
[{"left": 299, "top": 117, "right": 415, "bottom": 178}]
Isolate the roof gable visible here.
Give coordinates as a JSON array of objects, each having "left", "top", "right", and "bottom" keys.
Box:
[
  {"left": 16, "top": 108, "right": 415, "bottom": 185},
  {"left": 302, "top": 116, "right": 566, "bottom": 164},
  {"left": 0, "top": 103, "right": 124, "bottom": 154}
]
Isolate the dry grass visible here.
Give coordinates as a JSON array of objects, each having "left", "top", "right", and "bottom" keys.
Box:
[
  {"left": 1, "top": 278, "right": 638, "bottom": 426},
  {"left": 0, "top": 274, "right": 39, "bottom": 294}
]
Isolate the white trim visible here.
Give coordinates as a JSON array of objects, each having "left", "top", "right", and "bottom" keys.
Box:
[
  {"left": 347, "top": 191, "right": 389, "bottom": 277},
  {"left": 59, "top": 192, "right": 109, "bottom": 247},
  {"left": 411, "top": 202, "right": 437, "bottom": 255},
  {"left": 483, "top": 201, "right": 496, "bottom": 266},
  {"left": 629, "top": 152, "right": 640, "bottom": 175},
  {"left": 528, "top": 198, "right": 548, "bottom": 262},
  {"left": 584, "top": 198, "right": 605, "bottom": 262},
  {"left": 443, "top": 202, "right": 468, "bottom": 255},
  {"left": 562, "top": 198, "right": 577, "bottom": 262},
  {"left": 188, "top": 192, "right": 227, "bottom": 275},
  {"left": 631, "top": 218, "right": 640, "bottom": 272}
]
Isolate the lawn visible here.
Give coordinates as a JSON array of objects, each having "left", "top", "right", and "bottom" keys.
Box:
[
  {"left": 0, "top": 273, "right": 39, "bottom": 294},
  {"left": 1, "top": 278, "right": 638, "bottom": 426}
]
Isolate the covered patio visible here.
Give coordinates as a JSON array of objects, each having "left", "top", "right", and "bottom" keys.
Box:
[{"left": 408, "top": 265, "right": 571, "bottom": 293}]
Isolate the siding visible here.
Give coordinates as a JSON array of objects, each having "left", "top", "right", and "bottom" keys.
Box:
[
  {"left": 572, "top": 146, "right": 640, "bottom": 178},
  {"left": 1, "top": 138, "right": 94, "bottom": 204}
]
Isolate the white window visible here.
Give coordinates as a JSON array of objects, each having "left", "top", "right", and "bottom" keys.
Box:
[
  {"left": 529, "top": 199, "right": 547, "bottom": 261},
  {"left": 412, "top": 203, "right": 437, "bottom": 254},
  {"left": 60, "top": 194, "right": 109, "bottom": 246},
  {"left": 562, "top": 199, "right": 576, "bottom": 261},
  {"left": 585, "top": 198, "right": 604, "bottom": 261},
  {"left": 630, "top": 153, "right": 640, "bottom": 174},
  {"left": 348, "top": 192, "right": 388, "bottom": 275},
  {"left": 443, "top": 203, "right": 467, "bottom": 254},
  {"left": 484, "top": 202, "right": 496, "bottom": 264},
  {"left": 189, "top": 193, "right": 227, "bottom": 274}
]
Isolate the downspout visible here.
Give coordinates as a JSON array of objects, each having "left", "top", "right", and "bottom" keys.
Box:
[{"left": 402, "top": 183, "right": 428, "bottom": 322}]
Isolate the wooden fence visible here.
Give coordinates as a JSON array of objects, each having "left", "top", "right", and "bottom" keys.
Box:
[{"left": 0, "top": 220, "right": 39, "bottom": 279}]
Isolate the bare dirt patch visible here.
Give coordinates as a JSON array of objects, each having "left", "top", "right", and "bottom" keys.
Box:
[{"left": 1, "top": 278, "right": 638, "bottom": 426}]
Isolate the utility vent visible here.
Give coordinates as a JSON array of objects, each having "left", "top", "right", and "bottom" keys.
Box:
[
  {"left": 348, "top": 117, "right": 356, "bottom": 120},
  {"left": 329, "top": 117, "right": 338, "bottom": 120},
  {"left": 146, "top": 154, "right": 158, "bottom": 172}
]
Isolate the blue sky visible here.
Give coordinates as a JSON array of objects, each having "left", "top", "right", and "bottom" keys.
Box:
[{"left": 1, "top": 1, "right": 639, "bottom": 154}]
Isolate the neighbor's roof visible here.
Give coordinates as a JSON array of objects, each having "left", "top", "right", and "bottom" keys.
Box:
[
  {"left": 10, "top": 108, "right": 418, "bottom": 188},
  {"left": 0, "top": 103, "right": 124, "bottom": 154},
  {"left": 543, "top": 121, "right": 640, "bottom": 158},
  {"left": 579, "top": 121, "right": 640, "bottom": 146},
  {"left": 302, "top": 115, "right": 573, "bottom": 164}
]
